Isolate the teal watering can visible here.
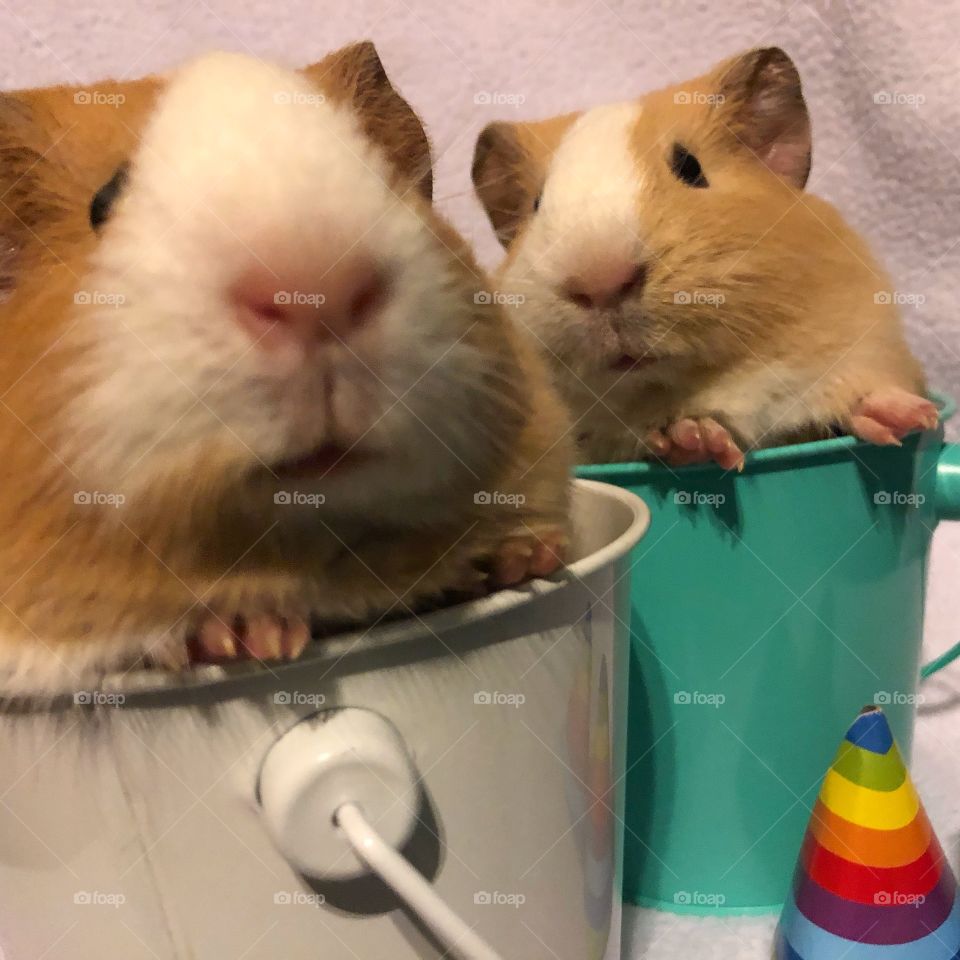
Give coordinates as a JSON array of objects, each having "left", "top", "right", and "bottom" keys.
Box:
[{"left": 576, "top": 393, "right": 960, "bottom": 914}]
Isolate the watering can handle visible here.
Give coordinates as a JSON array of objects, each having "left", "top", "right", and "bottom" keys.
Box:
[{"left": 923, "top": 442, "right": 960, "bottom": 678}]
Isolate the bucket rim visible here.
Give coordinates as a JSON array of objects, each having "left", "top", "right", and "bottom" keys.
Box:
[
  {"left": 21, "top": 479, "right": 649, "bottom": 700},
  {"left": 576, "top": 390, "right": 954, "bottom": 484}
]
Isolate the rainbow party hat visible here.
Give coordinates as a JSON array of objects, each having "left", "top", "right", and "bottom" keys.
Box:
[{"left": 775, "top": 706, "right": 960, "bottom": 959}]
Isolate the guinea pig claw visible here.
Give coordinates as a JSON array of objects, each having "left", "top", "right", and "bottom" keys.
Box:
[
  {"left": 657, "top": 416, "right": 744, "bottom": 472},
  {"left": 702, "top": 418, "right": 745, "bottom": 471},
  {"left": 150, "top": 640, "right": 191, "bottom": 672},
  {"left": 849, "top": 389, "right": 939, "bottom": 445},
  {"left": 283, "top": 619, "right": 311, "bottom": 660},
  {"left": 188, "top": 613, "right": 312, "bottom": 665},
  {"left": 668, "top": 419, "right": 702, "bottom": 451},
  {"left": 241, "top": 615, "right": 284, "bottom": 660},
  {"left": 194, "top": 616, "right": 237, "bottom": 660},
  {"left": 491, "top": 527, "right": 567, "bottom": 587},
  {"left": 645, "top": 429, "right": 672, "bottom": 457},
  {"left": 492, "top": 543, "right": 535, "bottom": 586},
  {"left": 849, "top": 416, "right": 901, "bottom": 446}
]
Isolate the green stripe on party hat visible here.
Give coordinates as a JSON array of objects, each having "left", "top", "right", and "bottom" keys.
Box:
[{"left": 831, "top": 738, "right": 906, "bottom": 792}]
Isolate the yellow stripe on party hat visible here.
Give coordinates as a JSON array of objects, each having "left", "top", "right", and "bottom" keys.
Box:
[{"left": 819, "top": 767, "right": 919, "bottom": 830}]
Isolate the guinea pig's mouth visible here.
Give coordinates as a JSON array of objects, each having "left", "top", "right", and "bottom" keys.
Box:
[
  {"left": 608, "top": 353, "right": 656, "bottom": 373},
  {"left": 271, "top": 442, "right": 373, "bottom": 479}
]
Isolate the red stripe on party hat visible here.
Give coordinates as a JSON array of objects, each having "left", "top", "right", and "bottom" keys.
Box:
[{"left": 800, "top": 830, "right": 945, "bottom": 904}]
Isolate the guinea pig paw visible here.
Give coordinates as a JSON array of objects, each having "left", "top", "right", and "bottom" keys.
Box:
[
  {"left": 189, "top": 613, "right": 311, "bottom": 665},
  {"left": 849, "top": 389, "right": 939, "bottom": 446},
  {"left": 651, "top": 418, "right": 745, "bottom": 472},
  {"left": 449, "top": 565, "right": 493, "bottom": 599},
  {"left": 491, "top": 527, "right": 568, "bottom": 587}
]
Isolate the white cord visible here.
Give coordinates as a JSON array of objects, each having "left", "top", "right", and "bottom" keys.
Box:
[{"left": 335, "top": 802, "right": 504, "bottom": 960}]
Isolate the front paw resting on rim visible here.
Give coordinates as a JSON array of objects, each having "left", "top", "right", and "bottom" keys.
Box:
[
  {"left": 647, "top": 417, "right": 745, "bottom": 471},
  {"left": 188, "top": 613, "right": 311, "bottom": 664},
  {"left": 847, "top": 389, "right": 938, "bottom": 445}
]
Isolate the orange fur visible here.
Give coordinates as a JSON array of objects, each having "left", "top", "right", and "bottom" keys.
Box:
[
  {"left": 0, "top": 43, "right": 572, "bottom": 686},
  {"left": 473, "top": 48, "right": 925, "bottom": 463}
]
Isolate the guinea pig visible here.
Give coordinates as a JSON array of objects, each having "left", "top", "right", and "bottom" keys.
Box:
[
  {"left": 0, "top": 42, "right": 572, "bottom": 691},
  {"left": 471, "top": 46, "right": 936, "bottom": 469}
]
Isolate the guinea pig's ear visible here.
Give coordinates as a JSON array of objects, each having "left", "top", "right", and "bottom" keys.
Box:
[
  {"left": 472, "top": 122, "right": 531, "bottom": 248},
  {"left": 303, "top": 41, "right": 433, "bottom": 201},
  {"left": 0, "top": 94, "right": 65, "bottom": 284},
  {"left": 714, "top": 47, "right": 811, "bottom": 188}
]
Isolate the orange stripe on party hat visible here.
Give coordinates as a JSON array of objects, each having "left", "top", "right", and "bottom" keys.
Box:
[
  {"left": 820, "top": 766, "right": 919, "bottom": 830},
  {"left": 800, "top": 830, "right": 945, "bottom": 904},
  {"left": 811, "top": 798, "right": 932, "bottom": 867}
]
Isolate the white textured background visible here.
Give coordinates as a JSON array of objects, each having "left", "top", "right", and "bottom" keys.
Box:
[{"left": 3, "top": 1, "right": 959, "bottom": 957}]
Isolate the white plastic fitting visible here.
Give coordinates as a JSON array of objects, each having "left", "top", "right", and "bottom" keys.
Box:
[
  {"left": 258, "top": 708, "right": 420, "bottom": 880},
  {"left": 259, "top": 707, "right": 504, "bottom": 960}
]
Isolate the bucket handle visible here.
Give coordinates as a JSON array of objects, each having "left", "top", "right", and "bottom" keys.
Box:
[
  {"left": 923, "top": 442, "right": 960, "bottom": 678},
  {"left": 336, "top": 803, "right": 504, "bottom": 960}
]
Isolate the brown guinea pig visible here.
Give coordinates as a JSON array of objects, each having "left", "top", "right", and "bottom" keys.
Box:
[
  {"left": 471, "top": 46, "right": 935, "bottom": 470},
  {"left": 0, "top": 42, "right": 572, "bottom": 691}
]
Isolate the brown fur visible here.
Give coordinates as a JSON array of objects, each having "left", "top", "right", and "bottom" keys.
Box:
[
  {"left": 472, "top": 113, "right": 577, "bottom": 246},
  {"left": 472, "top": 47, "right": 925, "bottom": 463},
  {"left": 0, "top": 43, "right": 572, "bottom": 683}
]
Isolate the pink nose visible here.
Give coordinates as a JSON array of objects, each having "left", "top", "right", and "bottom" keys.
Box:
[
  {"left": 232, "top": 253, "right": 386, "bottom": 347},
  {"left": 563, "top": 260, "right": 647, "bottom": 310}
]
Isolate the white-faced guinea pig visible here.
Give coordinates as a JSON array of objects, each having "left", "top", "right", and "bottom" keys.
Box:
[
  {"left": 0, "top": 42, "right": 573, "bottom": 691},
  {"left": 471, "top": 46, "right": 935, "bottom": 470}
]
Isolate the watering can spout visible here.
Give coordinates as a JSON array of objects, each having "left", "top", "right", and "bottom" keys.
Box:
[{"left": 935, "top": 442, "right": 960, "bottom": 521}]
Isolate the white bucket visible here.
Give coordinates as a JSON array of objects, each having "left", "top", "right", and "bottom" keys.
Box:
[{"left": 0, "top": 479, "right": 648, "bottom": 960}]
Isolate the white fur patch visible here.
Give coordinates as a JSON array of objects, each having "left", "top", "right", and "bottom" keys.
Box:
[
  {"left": 65, "top": 53, "right": 490, "bottom": 516},
  {"left": 520, "top": 101, "right": 645, "bottom": 285}
]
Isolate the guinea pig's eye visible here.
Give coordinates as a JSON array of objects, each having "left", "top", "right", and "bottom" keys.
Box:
[
  {"left": 89, "top": 164, "right": 129, "bottom": 230},
  {"left": 670, "top": 144, "right": 708, "bottom": 188},
  {"left": 532, "top": 192, "right": 542, "bottom": 213}
]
